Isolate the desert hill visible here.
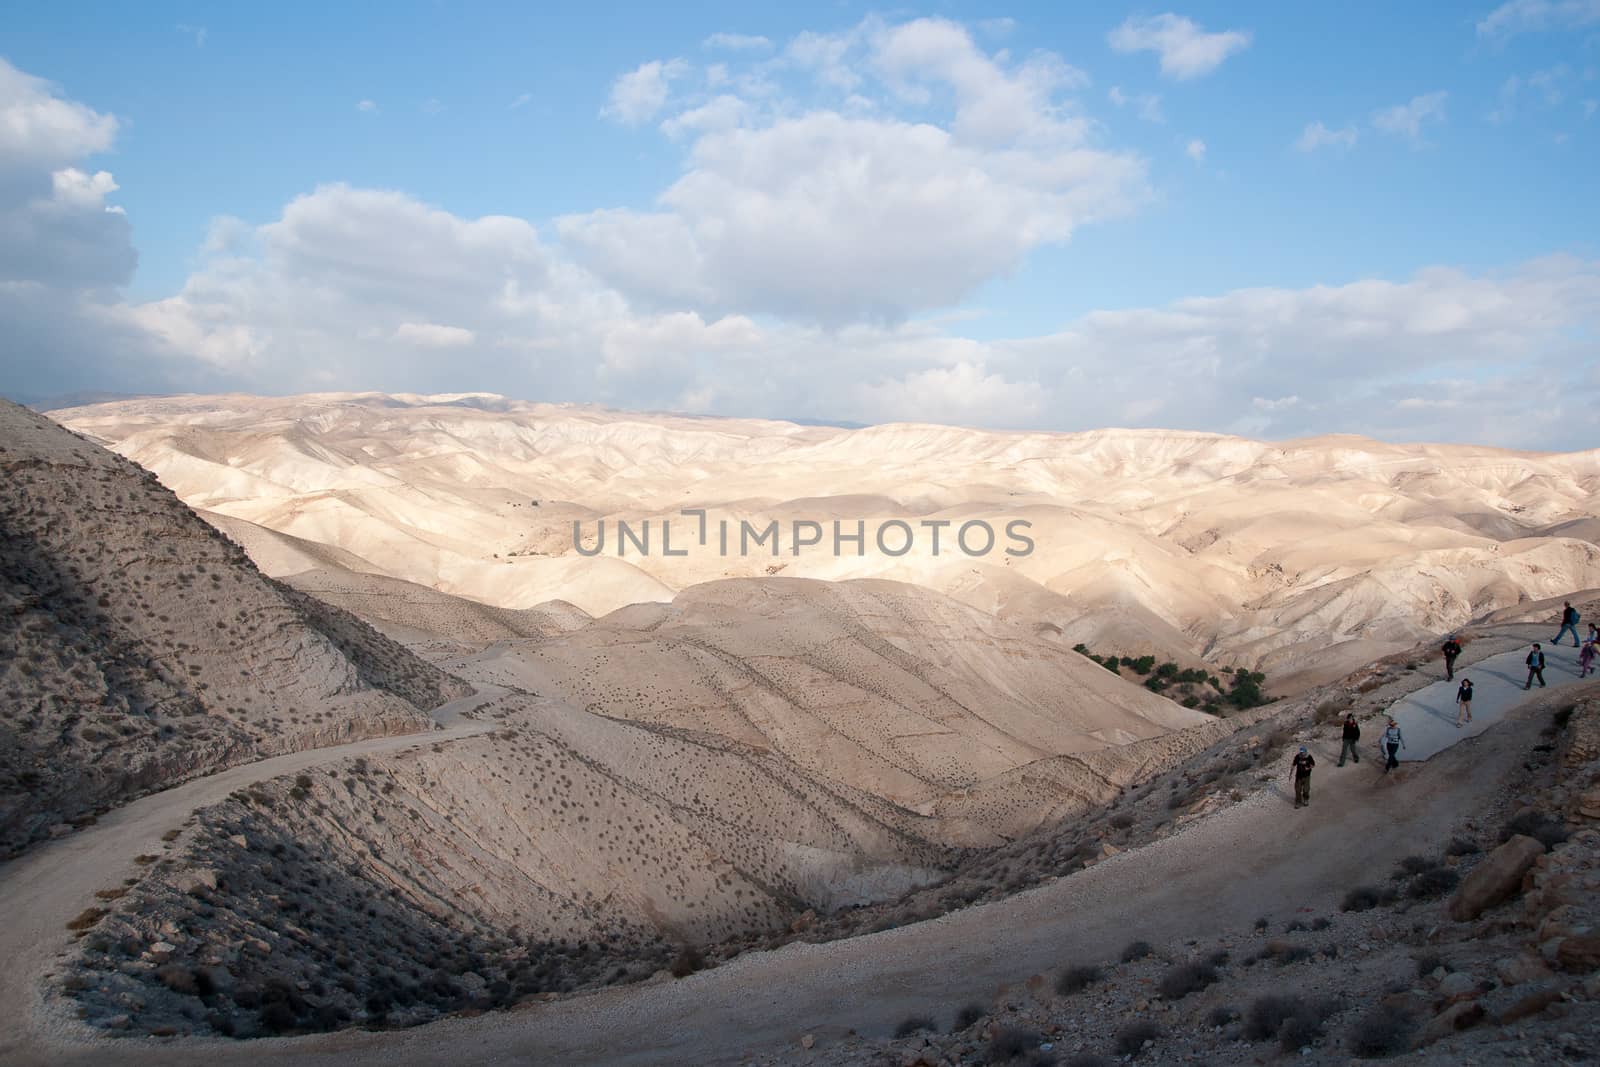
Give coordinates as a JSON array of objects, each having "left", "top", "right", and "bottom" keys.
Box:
[
  {"left": 459, "top": 577, "right": 1211, "bottom": 839},
  {"left": 53, "top": 393, "right": 1600, "bottom": 692},
  {"left": 0, "top": 400, "right": 468, "bottom": 856}
]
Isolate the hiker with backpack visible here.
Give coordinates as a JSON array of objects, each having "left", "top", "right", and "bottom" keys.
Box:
[
  {"left": 1525, "top": 643, "right": 1547, "bottom": 689},
  {"left": 1338, "top": 713, "right": 1361, "bottom": 766},
  {"left": 1441, "top": 635, "right": 1462, "bottom": 680},
  {"left": 1290, "top": 745, "right": 1316, "bottom": 808},
  {"left": 1381, "top": 719, "right": 1405, "bottom": 772},
  {"left": 1553, "top": 602, "right": 1581, "bottom": 648},
  {"left": 1455, "top": 678, "right": 1473, "bottom": 728}
]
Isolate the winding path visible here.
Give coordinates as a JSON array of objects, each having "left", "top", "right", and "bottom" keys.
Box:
[{"left": 0, "top": 645, "right": 1592, "bottom": 1067}]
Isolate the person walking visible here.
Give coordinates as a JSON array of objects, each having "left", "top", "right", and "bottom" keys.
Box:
[
  {"left": 1441, "top": 634, "right": 1462, "bottom": 680},
  {"left": 1580, "top": 638, "right": 1596, "bottom": 679},
  {"left": 1553, "top": 602, "right": 1581, "bottom": 647},
  {"left": 1381, "top": 719, "right": 1405, "bottom": 772},
  {"left": 1290, "top": 745, "right": 1316, "bottom": 808},
  {"left": 1525, "top": 643, "right": 1547, "bottom": 689},
  {"left": 1338, "top": 713, "right": 1361, "bottom": 766},
  {"left": 1455, "top": 678, "right": 1474, "bottom": 727}
]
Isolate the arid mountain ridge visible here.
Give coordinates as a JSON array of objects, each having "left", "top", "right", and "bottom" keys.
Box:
[{"left": 53, "top": 392, "right": 1600, "bottom": 692}]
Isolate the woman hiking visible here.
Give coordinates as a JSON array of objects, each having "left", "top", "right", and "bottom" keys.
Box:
[{"left": 1455, "top": 677, "right": 1473, "bottom": 727}]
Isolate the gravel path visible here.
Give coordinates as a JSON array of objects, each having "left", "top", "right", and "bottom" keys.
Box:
[{"left": 0, "top": 666, "right": 1583, "bottom": 1067}]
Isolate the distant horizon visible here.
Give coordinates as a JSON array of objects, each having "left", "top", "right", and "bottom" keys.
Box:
[{"left": 22, "top": 387, "right": 1600, "bottom": 456}]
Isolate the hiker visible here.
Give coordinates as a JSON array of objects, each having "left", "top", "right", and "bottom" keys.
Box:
[
  {"left": 1381, "top": 719, "right": 1405, "bottom": 772},
  {"left": 1455, "top": 678, "right": 1474, "bottom": 727},
  {"left": 1338, "top": 713, "right": 1361, "bottom": 766},
  {"left": 1553, "top": 602, "right": 1581, "bottom": 648},
  {"left": 1525, "top": 643, "right": 1546, "bottom": 689},
  {"left": 1290, "top": 745, "right": 1316, "bottom": 808},
  {"left": 1441, "top": 634, "right": 1462, "bottom": 680},
  {"left": 1580, "top": 638, "right": 1596, "bottom": 679}
]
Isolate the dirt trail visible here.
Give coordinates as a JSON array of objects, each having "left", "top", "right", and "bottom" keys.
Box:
[
  {"left": 1, "top": 665, "right": 1589, "bottom": 1067},
  {"left": 0, "top": 688, "right": 499, "bottom": 1067}
]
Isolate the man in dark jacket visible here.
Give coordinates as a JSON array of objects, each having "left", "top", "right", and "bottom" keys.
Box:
[
  {"left": 1441, "top": 635, "right": 1462, "bottom": 680},
  {"left": 1338, "top": 714, "right": 1361, "bottom": 766},
  {"left": 1554, "top": 602, "right": 1581, "bottom": 647},
  {"left": 1290, "top": 745, "right": 1315, "bottom": 807},
  {"left": 1525, "top": 643, "right": 1546, "bottom": 689}
]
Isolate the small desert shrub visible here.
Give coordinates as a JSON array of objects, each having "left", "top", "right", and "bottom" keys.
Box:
[
  {"left": 1110, "top": 812, "right": 1134, "bottom": 829},
  {"left": 1206, "top": 949, "right": 1231, "bottom": 968},
  {"left": 1120, "top": 939, "right": 1152, "bottom": 962},
  {"left": 1253, "top": 916, "right": 1270, "bottom": 930},
  {"left": 1414, "top": 953, "right": 1447, "bottom": 978},
  {"left": 1114, "top": 1020, "right": 1161, "bottom": 1057},
  {"left": 1055, "top": 964, "right": 1102, "bottom": 994},
  {"left": 155, "top": 963, "right": 199, "bottom": 995},
  {"left": 953, "top": 1003, "right": 987, "bottom": 1031},
  {"left": 1391, "top": 855, "right": 1442, "bottom": 878},
  {"left": 1347, "top": 1003, "right": 1417, "bottom": 1057},
  {"left": 669, "top": 946, "right": 704, "bottom": 978},
  {"left": 1208, "top": 1004, "right": 1240, "bottom": 1027},
  {"left": 1311, "top": 917, "right": 1331, "bottom": 931},
  {"left": 1406, "top": 867, "right": 1459, "bottom": 899},
  {"left": 1244, "top": 995, "right": 1325, "bottom": 1043},
  {"left": 65, "top": 908, "right": 106, "bottom": 931},
  {"left": 1501, "top": 810, "right": 1568, "bottom": 850},
  {"left": 1341, "top": 885, "right": 1395, "bottom": 912},
  {"left": 1444, "top": 836, "right": 1481, "bottom": 857},
  {"left": 987, "top": 1026, "right": 1041, "bottom": 1062},
  {"left": 895, "top": 1015, "right": 936, "bottom": 1038},
  {"left": 1157, "top": 961, "right": 1217, "bottom": 999}
]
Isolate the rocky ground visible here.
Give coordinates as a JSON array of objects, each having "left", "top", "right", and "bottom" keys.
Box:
[{"left": 745, "top": 685, "right": 1600, "bottom": 1066}]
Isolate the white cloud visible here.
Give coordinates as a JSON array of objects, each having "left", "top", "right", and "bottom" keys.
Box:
[
  {"left": 1372, "top": 91, "right": 1447, "bottom": 141},
  {"left": 357, "top": 99, "right": 378, "bottom": 113},
  {"left": 1296, "top": 120, "right": 1359, "bottom": 152},
  {"left": 422, "top": 98, "right": 445, "bottom": 115},
  {"left": 602, "top": 59, "right": 689, "bottom": 124},
  {"left": 703, "top": 32, "right": 772, "bottom": 51},
  {"left": 1477, "top": 0, "right": 1600, "bottom": 39},
  {"left": 856, "top": 361, "right": 1044, "bottom": 425},
  {"left": 566, "top": 17, "right": 1144, "bottom": 324},
  {"left": 394, "top": 322, "right": 476, "bottom": 347},
  {"left": 0, "top": 58, "right": 119, "bottom": 171},
  {"left": 1185, "top": 138, "right": 1206, "bottom": 161},
  {"left": 1108, "top": 85, "right": 1165, "bottom": 122},
  {"left": 176, "top": 23, "right": 207, "bottom": 47},
  {"left": 510, "top": 92, "right": 532, "bottom": 110},
  {"left": 1107, "top": 14, "right": 1252, "bottom": 80}
]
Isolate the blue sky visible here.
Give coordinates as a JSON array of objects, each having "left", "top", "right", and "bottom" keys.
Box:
[{"left": 1, "top": 1, "right": 1598, "bottom": 446}]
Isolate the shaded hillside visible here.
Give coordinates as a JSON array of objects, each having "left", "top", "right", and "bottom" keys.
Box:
[{"left": 0, "top": 401, "right": 468, "bottom": 856}]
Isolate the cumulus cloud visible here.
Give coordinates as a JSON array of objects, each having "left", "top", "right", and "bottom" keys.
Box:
[
  {"left": 566, "top": 17, "right": 1144, "bottom": 324},
  {"left": 1107, "top": 14, "right": 1252, "bottom": 80},
  {"left": 0, "top": 59, "right": 119, "bottom": 171},
  {"left": 356, "top": 99, "right": 378, "bottom": 113},
  {"left": 1477, "top": 0, "right": 1600, "bottom": 40},
  {"left": 1185, "top": 138, "right": 1206, "bottom": 162},
  {"left": 1372, "top": 91, "right": 1448, "bottom": 141},
  {"left": 1296, "top": 120, "right": 1358, "bottom": 152},
  {"left": 602, "top": 59, "right": 689, "bottom": 124}
]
